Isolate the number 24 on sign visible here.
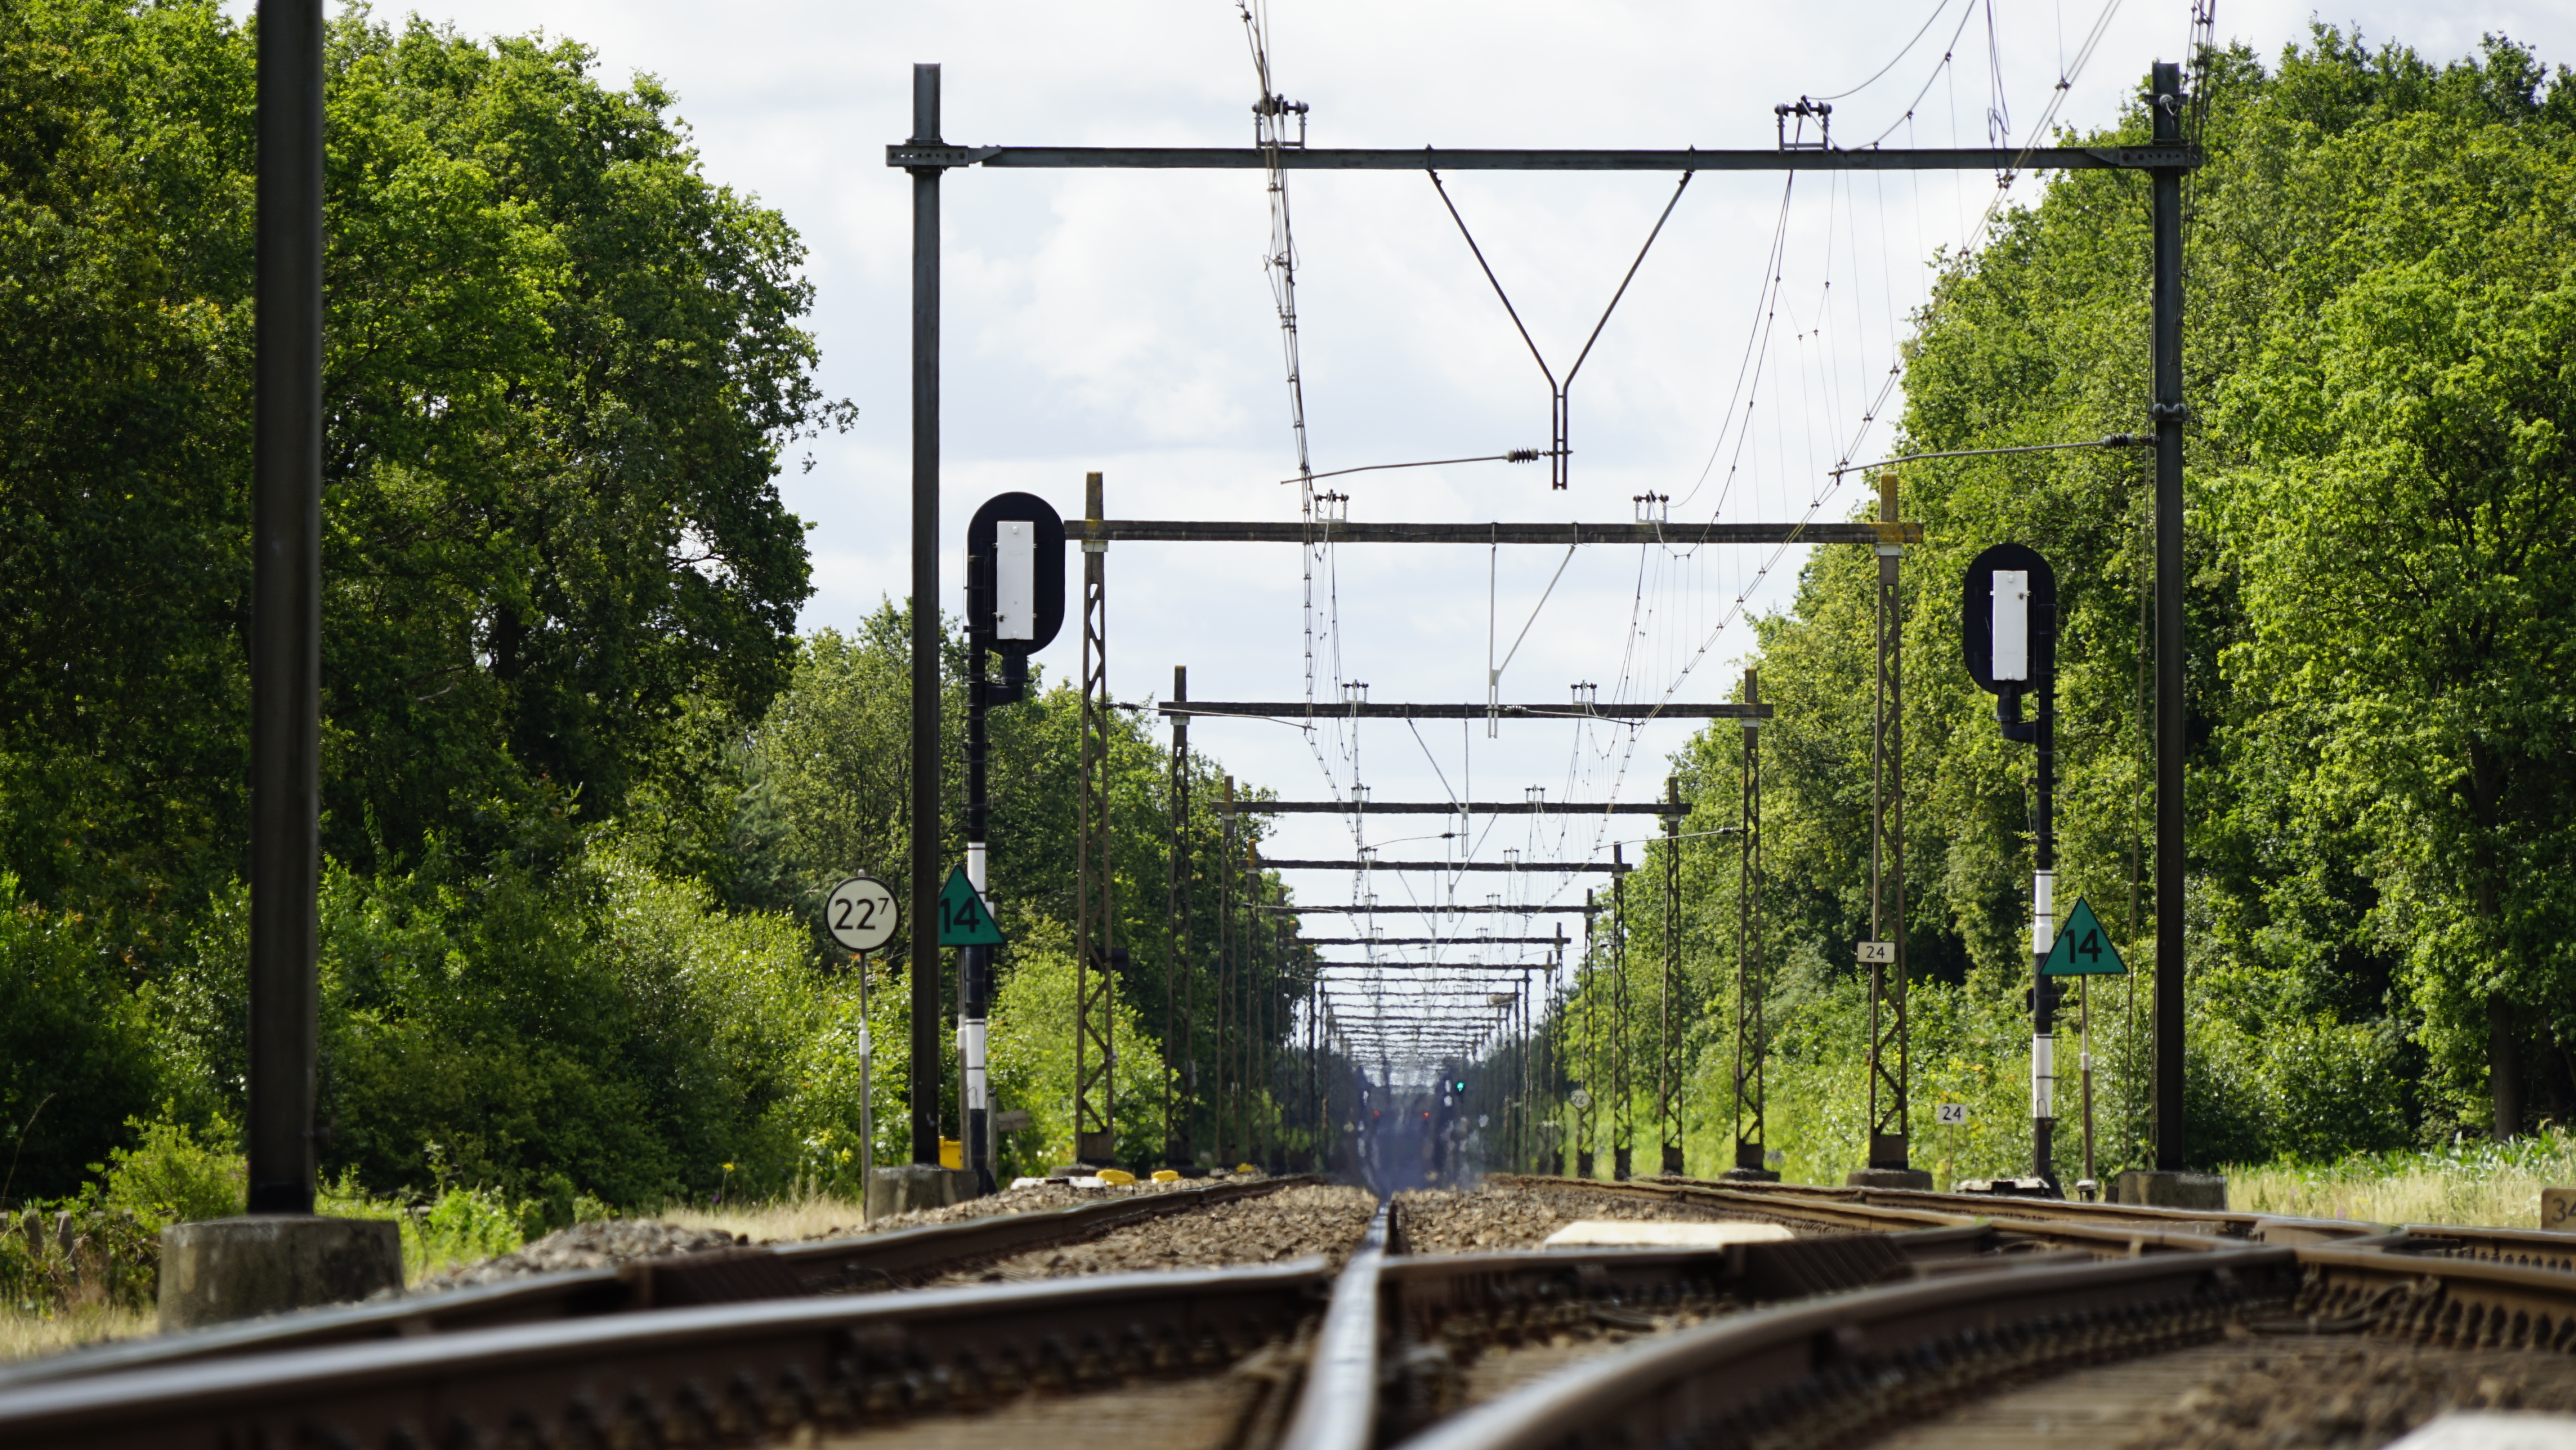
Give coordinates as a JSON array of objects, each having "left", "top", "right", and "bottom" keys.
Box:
[{"left": 1935, "top": 1103, "right": 1969, "bottom": 1126}]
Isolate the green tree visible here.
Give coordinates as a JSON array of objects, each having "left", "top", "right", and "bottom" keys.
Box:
[{"left": 0, "top": 1, "right": 845, "bottom": 924}]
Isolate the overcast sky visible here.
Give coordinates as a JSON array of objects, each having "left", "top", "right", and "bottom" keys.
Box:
[{"left": 302, "top": 0, "right": 2576, "bottom": 1056}]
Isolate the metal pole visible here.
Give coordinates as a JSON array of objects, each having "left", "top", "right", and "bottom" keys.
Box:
[
  {"left": 2150, "top": 60, "right": 2188, "bottom": 1172},
  {"left": 1660, "top": 776, "right": 1683, "bottom": 1176},
  {"left": 1218, "top": 776, "right": 1236, "bottom": 1166},
  {"left": 247, "top": 0, "right": 326, "bottom": 1217},
  {"left": 1731, "top": 669, "right": 1770, "bottom": 1178},
  {"left": 961, "top": 540, "right": 992, "bottom": 1196},
  {"left": 906, "top": 64, "right": 945, "bottom": 1165},
  {"left": 2032, "top": 591, "right": 2060, "bottom": 1187},
  {"left": 1074, "top": 471, "right": 1116, "bottom": 1166},
  {"left": 1578, "top": 890, "right": 1595, "bottom": 1179},
  {"left": 858, "top": 956, "right": 875, "bottom": 1205},
  {"left": 1612, "top": 844, "right": 1631, "bottom": 1181},
  {"left": 1866, "top": 472, "right": 1913, "bottom": 1174},
  {"left": 1165, "top": 667, "right": 1192, "bottom": 1167},
  {"left": 2081, "top": 975, "right": 2096, "bottom": 1189}
]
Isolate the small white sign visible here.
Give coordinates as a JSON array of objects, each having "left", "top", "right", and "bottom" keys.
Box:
[
  {"left": 825, "top": 873, "right": 900, "bottom": 954},
  {"left": 996, "top": 520, "right": 1036, "bottom": 640},
  {"left": 1935, "top": 1103, "right": 1969, "bottom": 1126},
  {"left": 1858, "top": 940, "right": 1895, "bottom": 964},
  {"left": 1993, "top": 569, "right": 2031, "bottom": 680}
]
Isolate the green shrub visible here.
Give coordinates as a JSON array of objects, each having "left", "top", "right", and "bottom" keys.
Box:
[
  {"left": 0, "top": 879, "right": 161, "bottom": 1205},
  {"left": 93, "top": 1117, "right": 243, "bottom": 1233}
]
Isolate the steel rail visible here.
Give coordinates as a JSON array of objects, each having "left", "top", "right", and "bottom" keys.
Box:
[
  {"left": 0, "top": 1175, "right": 1317, "bottom": 1389},
  {"left": 1478, "top": 1174, "right": 2287, "bottom": 1257},
  {"left": 2294, "top": 1241, "right": 2576, "bottom": 1347},
  {"left": 1498, "top": 1172, "right": 2385, "bottom": 1245},
  {"left": 1278, "top": 1203, "right": 1390, "bottom": 1450},
  {"left": 0, "top": 1196, "right": 2041, "bottom": 1450},
  {"left": 1668, "top": 1173, "right": 2383, "bottom": 1246},
  {"left": 772, "top": 1172, "right": 1316, "bottom": 1292},
  {"left": 1395, "top": 1249, "right": 2300, "bottom": 1450},
  {"left": 0, "top": 1261, "right": 1330, "bottom": 1450}
]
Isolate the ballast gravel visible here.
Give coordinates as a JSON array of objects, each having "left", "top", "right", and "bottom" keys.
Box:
[
  {"left": 407, "top": 1173, "right": 1297, "bottom": 1292},
  {"left": 838, "top": 1172, "right": 1272, "bottom": 1239},
  {"left": 942, "top": 1183, "right": 1379, "bottom": 1283},
  {"left": 1395, "top": 1181, "right": 1797, "bottom": 1254},
  {"left": 415, "top": 1219, "right": 747, "bottom": 1290}
]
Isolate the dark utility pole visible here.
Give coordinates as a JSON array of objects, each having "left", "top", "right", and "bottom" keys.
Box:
[
  {"left": 907, "top": 64, "right": 943, "bottom": 1165},
  {"left": 2149, "top": 61, "right": 2188, "bottom": 1172},
  {"left": 2029, "top": 620, "right": 2059, "bottom": 1187},
  {"left": 247, "top": 0, "right": 325, "bottom": 1217},
  {"left": 1165, "top": 666, "right": 1193, "bottom": 1168}
]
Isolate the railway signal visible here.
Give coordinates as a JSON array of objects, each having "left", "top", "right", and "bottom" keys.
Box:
[
  {"left": 959, "top": 490, "right": 1065, "bottom": 1192},
  {"left": 1964, "top": 542, "right": 2060, "bottom": 1191}
]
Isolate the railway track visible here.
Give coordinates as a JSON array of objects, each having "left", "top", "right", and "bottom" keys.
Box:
[
  {"left": 0, "top": 1173, "right": 1320, "bottom": 1391},
  {"left": 5, "top": 1172, "right": 2575, "bottom": 1449}
]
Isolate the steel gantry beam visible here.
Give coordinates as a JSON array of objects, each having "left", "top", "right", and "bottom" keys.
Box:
[
  {"left": 1074, "top": 519, "right": 1918, "bottom": 546},
  {"left": 1300, "top": 937, "right": 1566, "bottom": 946},
  {"left": 1164, "top": 701, "right": 1769, "bottom": 721},
  {"left": 1217, "top": 799, "right": 1682, "bottom": 815},
  {"left": 889, "top": 143, "right": 2201, "bottom": 174},
  {"left": 1258, "top": 858, "right": 1633, "bottom": 874},
  {"left": 1263, "top": 903, "right": 1596, "bottom": 915},
  {"left": 893, "top": 91, "right": 2206, "bottom": 1190}
]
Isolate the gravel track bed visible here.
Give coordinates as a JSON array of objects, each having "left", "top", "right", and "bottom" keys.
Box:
[
  {"left": 849, "top": 1172, "right": 1274, "bottom": 1238},
  {"left": 1395, "top": 1181, "right": 1823, "bottom": 1254},
  {"left": 412, "top": 1175, "right": 1285, "bottom": 1290},
  {"left": 417, "top": 1221, "right": 750, "bottom": 1290},
  {"left": 941, "top": 1185, "right": 1379, "bottom": 1283},
  {"left": 2116, "top": 1339, "right": 2576, "bottom": 1450}
]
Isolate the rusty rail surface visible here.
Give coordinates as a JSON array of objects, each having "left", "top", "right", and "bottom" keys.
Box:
[
  {"left": 0, "top": 1260, "right": 1330, "bottom": 1450},
  {"left": 1476, "top": 1172, "right": 2313, "bottom": 1258},
  {"left": 1397, "top": 1248, "right": 2305, "bottom": 1450},
  {"left": 0, "top": 1173, "right": 1315, "bottom": 1390},
  {"left": 7, "top": 1174, "right": 2568, "bottom": 1450},
  {"left": 1665, "top": 1172, "right": 2383, "bottom": 1245},
  {"left": 0, "top": 1198, "right": 2025, "bottom": 1449}
]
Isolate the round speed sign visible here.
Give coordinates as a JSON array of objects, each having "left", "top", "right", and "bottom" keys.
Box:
[{"left": 824, "top": 874, "right": 899, "bottom": 955}]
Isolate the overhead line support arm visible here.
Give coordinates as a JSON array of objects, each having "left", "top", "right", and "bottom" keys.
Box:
[{"left": 890, "top": 145, "right": 2202, "bottom": 173}]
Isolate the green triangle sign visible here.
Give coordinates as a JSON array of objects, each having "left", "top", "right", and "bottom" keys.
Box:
[
  {"left": 935, "top": 866, "right": 1005, "bottom": 947},
  {"left": 2041, "top": 897, "right": 2127, "bottom": 977}
]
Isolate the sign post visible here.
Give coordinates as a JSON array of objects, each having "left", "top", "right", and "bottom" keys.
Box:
[
  {"left": 1964, "top": 543, "right": 2059, "bottom": 1190},
  {"left": 2041, "top": 896, "right": 2127, "bottom": 1194},
  {"left": 962, "top": 491, "right": 1065, "bottom": 1192},
  {"left": 824, "top": 874, "right": 900, "bottom": 1213}
]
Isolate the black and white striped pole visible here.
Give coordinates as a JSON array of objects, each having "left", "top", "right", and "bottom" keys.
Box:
[{"left": 1965, "top": 544, "right": 2059, "bottom": 1191}]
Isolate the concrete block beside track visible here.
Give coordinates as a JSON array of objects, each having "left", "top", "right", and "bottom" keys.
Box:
[
  {"left": 2116, "top": 1169, "right": 2228, "bottom": 1210},
  {"left": 867, "top": 1163, "right": 977, "bottom": 1219},
  {"left": 158, "top": 1216, "right": 401, "bottom": 1329}
]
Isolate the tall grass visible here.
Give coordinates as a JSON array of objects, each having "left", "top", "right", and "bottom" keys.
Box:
[{"left": 2225, "top": 1129, "right": 2576, "bottom": 1228}]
